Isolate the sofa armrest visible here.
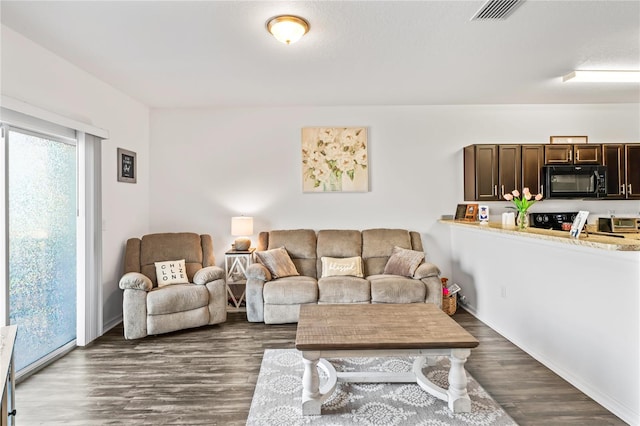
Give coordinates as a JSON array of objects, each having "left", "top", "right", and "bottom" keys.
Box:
[
  {"left": 246, "top": 263, "right": 272, "bottom": 281},
  {"left": 193, "top": 266, "right": 225, "bottom": 285},
  {"left": 119, "top": 272, "right": 153, "bottom": 291},
  {"left": 422, "top": 275, "right": 443, "bottom": 306},
  {"left": 246, "top": 264, "right": 270, "bottom": 322},
  {"left": 413, "top": 262, "right": 441, "bottom": 280}
]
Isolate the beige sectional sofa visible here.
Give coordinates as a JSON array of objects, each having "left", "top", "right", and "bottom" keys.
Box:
[{"left": 246, "top": 228, "right": 443, "bottom": 324}]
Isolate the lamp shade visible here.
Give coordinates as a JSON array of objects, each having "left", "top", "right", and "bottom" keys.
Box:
[{"left": 231, "top": 216, "right": 253, "bottom": 236}]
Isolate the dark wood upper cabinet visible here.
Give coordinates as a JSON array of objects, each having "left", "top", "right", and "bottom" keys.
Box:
[
  {"left": 602, "top": 144, "right": 625, "bottom": 199},
  {"left": 626, "top": 144, "right": 640, "bottom": 200},
  {"left": 464, "top": 144, "right": 520, "bottom": 201},
  {"left": 521, "top": 145, "right": 544, "bottom": 196},
  {"left": 544, "top": 144, "right": 601, "bottom": 165}
]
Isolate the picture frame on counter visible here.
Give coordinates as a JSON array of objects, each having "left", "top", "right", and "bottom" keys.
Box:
[
  {"left": 550, "top": 135, "right": 588, "bottom": 144},
  {"left": 454, "top": 203, "right": 479, "bottom": 222}
]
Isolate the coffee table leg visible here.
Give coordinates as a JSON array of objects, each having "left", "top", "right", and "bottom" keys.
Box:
[
  {"left": 301, "top": 351, "right": 322, "bottom": 415},
  {"left": 447, "top": 348, "right": 472, "bottom": 413}
]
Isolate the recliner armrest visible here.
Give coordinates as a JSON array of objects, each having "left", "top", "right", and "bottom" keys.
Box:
[
  {"left": 413, "top": 262, "right": 441, "bottom": 280},
  {"left": 119, "top": 272, "right": 153, "bottom": 291},
  {"left": 193, "top": 266, "right": 225, "bottom": 284},
  {"left": 246, "top": 263, "right": 272, "bottom": 281}
]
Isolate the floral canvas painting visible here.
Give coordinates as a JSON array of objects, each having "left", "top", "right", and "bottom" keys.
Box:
[{"left": 302, "top": 127, "right": 368, "bottom": 192}]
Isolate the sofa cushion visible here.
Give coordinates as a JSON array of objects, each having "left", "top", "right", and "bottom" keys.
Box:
[
  {"left": 267, "top": 230, "right": 317, "bottom": 277},
  {"left": 362, "top": 229, "right": 413, "bottom": 275},
  {"left": 147, "top": 283, "right": 209, "bottom": 315},
  {"left": 255, "top": 247, "right": 300, "bottom": 279},
  {"left": 369, "top": 274, "right": 427, "bottom": 303},
  {"left": 320, "top": 256, "right": 364, "bottom": 278},
  {"left": 263, "top": 276, "right": 318, "bottom": 305},
  {"left": 140, "top": 233, "right": 204, "bottom": 285},
  {"left": 383, "top": 246, "right": 425, "bottom": 277},
  {"left": 154, "top": 259, "right": 189, "bottom": 287},
  {"left": 318, "top": 276, "right": 370, "bottom": 303}
]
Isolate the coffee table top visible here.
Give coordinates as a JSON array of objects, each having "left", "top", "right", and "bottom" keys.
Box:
[{"left": 295, "top": 304, "right": 479, "bottom": 351}]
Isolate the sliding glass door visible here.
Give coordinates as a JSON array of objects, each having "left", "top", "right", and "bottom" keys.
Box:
[{"left": 5, "top": 126, "right": 77, "bottom": 373}]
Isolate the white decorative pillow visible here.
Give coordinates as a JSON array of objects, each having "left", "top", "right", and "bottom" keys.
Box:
[
  {"left": 255, "top": 247, "right": 299, "bottom": 279},
  {"left": 321, "top": 256, "right": 364, "bottom": 278},
  {"left": 383, "top": 246, "right": 425, "bottom": 277},
  {"left": 154, "top": 259, "right": 189, "bottom": 287}
]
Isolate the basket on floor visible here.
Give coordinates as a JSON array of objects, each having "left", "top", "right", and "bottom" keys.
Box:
[{"left": 442, "top": 295, "right": 457, "bottom": 316}]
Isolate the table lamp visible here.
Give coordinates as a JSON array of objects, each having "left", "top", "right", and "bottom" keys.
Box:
[{"left": 231, "top": 216, "right": 253, "bottom": 251}]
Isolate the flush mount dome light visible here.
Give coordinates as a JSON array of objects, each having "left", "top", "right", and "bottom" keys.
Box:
[{"left": 266, "top": 15, "right": 309, "bottom": 44}]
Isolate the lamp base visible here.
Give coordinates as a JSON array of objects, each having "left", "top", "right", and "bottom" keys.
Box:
[{"left": 234, "top": 237, "right": 251, "bottom": 251}]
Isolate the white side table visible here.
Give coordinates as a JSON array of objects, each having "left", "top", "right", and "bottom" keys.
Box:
[{"left": 224, "top": 248, "right": 255, "bottom": 311}]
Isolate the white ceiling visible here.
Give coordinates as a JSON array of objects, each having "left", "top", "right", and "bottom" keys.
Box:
[{"left": 1, "top": 1, "right": 639, "bottom": 108}]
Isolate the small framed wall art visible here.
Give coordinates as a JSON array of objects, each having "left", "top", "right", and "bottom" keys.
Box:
[
  {"left": 117, "top": 148, "right": 137, "bottom": 183},
  {"left": 550, "top": 136, "right": 588, "bottom": 144}
]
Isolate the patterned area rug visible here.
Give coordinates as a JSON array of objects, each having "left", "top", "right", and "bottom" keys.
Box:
[{"left": 247, "top": 349, "right": 518, "bottom": 426}]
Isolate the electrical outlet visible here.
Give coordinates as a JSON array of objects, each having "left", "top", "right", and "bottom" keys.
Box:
[{"left": 500, "top": 286, "right": 507, "bottom": 298}]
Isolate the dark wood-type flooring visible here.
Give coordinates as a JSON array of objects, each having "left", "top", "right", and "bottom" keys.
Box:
[{"left": 16, "top": 309, "right": 626, "bottom": 425}]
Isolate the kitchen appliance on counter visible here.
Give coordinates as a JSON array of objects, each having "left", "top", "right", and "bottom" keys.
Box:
[
  {"left": 530, "top": 212, "right": 579, "bottom": 231},
  {"left": 543, "top": 165, "right": 607, "bottom": 199},
  {"left": 598, "top": 217, "right": 640, "bottom": 233}
]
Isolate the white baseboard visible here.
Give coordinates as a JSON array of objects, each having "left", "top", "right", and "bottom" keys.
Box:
[{"left": 102, "top": 315, "right": 122, "bottom": 334}]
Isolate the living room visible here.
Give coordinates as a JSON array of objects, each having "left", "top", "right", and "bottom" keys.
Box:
[{"left": 1, "top": 1, "right": 639, "bottom": 425}]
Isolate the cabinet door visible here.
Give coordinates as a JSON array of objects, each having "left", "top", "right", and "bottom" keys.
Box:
[
  {"left": 626, "top": 144, "right": 640, "bottom": 200},
  {"left": 476, "top": 145, "right": 499, "bottom": 201},
  {"left": 544, "top": 144, "right": 572, "bottom": 164},
  {"left": 498, "top": 145, "right": 521, "bottom": 197},
  {"left": 574, "top": 144, "right": 601, "bottom": 164},
  {"left": 521, "top": 145, "right": 544, "bottom": 196},
  {"left": 602, "top": 144, "right": 625, "bottom": 199}
]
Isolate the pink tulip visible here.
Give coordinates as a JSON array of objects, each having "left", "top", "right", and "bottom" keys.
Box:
[
  {"left": 524, "top": 192, "right": 532, "bottom": 200},
  {"left": 504, "top": 193, "right": 514, "bottom": 201},
  {"left": 535, "top": 193, "right": 543, "bottom": 201},
  {"left": 523, "top": 187, "right": 530, "bottom": 195},
  {"left": 512, "top": 189, "right": 520, "bottom": 197}
]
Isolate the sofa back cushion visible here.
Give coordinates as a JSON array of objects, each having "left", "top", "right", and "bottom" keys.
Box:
[
  {"left": 264, "top": 229, "right": 317, "bottom": 278},
  {"left": 135, "top": 233, "right": 206, "bottom": 286},
  {"left": 316, "top": 230, "right": 362, "bottom": 278},
  {"left": 362, "top": 229, "right": 422, "bottom": 276}
]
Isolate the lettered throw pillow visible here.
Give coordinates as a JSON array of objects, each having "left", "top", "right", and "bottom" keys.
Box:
[
  {"left": 321, "top": 256, "right": 364, "bottom": 278},
  {"left": 383, "top": 246, "right": 425, "bottom": 277},
  {"left": 255, "top": 247, "right": 299, "bottom": 279},
  {"left": 154, "top": 259, "right": 189, "bottom": 287}
]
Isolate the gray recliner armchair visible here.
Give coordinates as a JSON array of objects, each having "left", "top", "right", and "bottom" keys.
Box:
[{"left": 118, "top": 232, "right": 227, "bottom": 339}]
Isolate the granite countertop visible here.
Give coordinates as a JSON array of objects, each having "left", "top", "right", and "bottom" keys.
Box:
[{"left": 440, "top": 219, "right": 640, "bottom": 252}]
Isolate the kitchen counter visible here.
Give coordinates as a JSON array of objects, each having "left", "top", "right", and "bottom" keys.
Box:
[{"left": 440, "top": 219, "right": 640, "bottom": 251}]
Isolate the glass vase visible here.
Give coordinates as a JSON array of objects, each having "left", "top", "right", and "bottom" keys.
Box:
[{"left": 517, "top": 210, "right": 529, "bottom": 230}]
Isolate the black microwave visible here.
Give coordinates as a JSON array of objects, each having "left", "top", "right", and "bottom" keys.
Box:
[{"left": 543, "top": 165, "right": 607, "bottom": 199}]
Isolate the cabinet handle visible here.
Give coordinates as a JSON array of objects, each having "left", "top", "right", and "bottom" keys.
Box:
[
  {"left": 629, "top": 184, "right": 633, "bottom": 195},
  {"left": 568, "top": 151, "right": 572, "bottom": 162},
  {"left": 501, "top": 185, "right": 505, "bottom": 196},
  {"left": 576, "top": 151, "right": 580, "bottom": 161},
  {"left": 493, "top": 185, "right": 498, "bottom": 196},
  {"left": 540, "top": 185, "right": 544, "bottom": 197},
  {"left": 621, "top": 184, "right": 626, "bottom": 195}
]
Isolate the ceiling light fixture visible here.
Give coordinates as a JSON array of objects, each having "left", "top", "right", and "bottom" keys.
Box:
[
  {"left": 266, "top": 15, "right": 309, "bottom": 45},
  {"left": 562, "top": 70, "right": 640, "bottom": 83}
]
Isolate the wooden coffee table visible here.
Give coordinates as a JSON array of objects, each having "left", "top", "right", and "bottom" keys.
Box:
[{"left": 295, "top": 303, "right": 479, "bottom": 416}]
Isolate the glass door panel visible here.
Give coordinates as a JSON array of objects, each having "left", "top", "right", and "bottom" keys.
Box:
[{"left": 7, "top": 128, "right": 77, "bottom": 372}]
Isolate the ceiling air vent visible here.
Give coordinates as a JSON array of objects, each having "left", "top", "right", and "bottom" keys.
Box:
[{"left": 471, "top": 0, "right": 525, "bottom": 20}]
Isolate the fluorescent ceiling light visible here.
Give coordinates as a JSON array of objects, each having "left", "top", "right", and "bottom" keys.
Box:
[{"left": 562, "top": 70, "right": 640, "bottom": 83}]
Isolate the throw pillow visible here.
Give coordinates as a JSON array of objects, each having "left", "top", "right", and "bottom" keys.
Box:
[
  {"left": 154, "top": 259, "right": 189, "bottom": 287},
  {"left": 255, "top": 247, "right": 299, "bottom": 279},
  {"left": 321, "top": 256, "right": 364, "bottom": 278},
  {"left": 383, "top": 246, "right": 425, "bottom": 277}
]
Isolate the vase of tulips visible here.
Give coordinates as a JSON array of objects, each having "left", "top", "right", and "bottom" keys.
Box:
[{"left": 503, "top": 188, "right": 543, "bottom": 230}]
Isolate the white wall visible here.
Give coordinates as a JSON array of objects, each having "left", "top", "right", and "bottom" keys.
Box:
[
  {"left": 1, "top": 25, "right": 150, "bottom": 331},
  {"left": 150, "top": 104, "right": 640, "bottom": 272}
]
